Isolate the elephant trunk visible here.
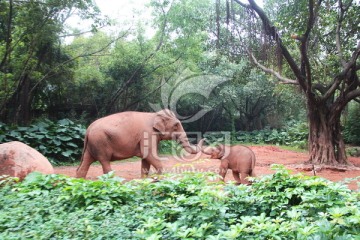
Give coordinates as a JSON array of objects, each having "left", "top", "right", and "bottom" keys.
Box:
[
  {"left": 201, "top": 145, "right": 215, "bottom": 155},
  {"left": 201, "top": 143, "right": 225, "bottom": 159},
  {"left": 177, "top": 133, "right": 204, "bottom": 154}
]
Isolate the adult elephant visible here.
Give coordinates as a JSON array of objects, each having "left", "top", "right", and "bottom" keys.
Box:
[{"left": 76, "top": 109, "right": 203, "bottom": 178}]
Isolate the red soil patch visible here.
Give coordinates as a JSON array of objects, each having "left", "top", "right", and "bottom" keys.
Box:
[{"left": 55, "top": 146, "right": 360, "bottom": 190}]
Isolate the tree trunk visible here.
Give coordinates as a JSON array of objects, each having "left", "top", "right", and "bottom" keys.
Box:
[
  {"left": 0, "top": 74, "right": 32, "bottom": 125},
  {"left": 308, "top": 101, "right": 348, "bottom": 165}
]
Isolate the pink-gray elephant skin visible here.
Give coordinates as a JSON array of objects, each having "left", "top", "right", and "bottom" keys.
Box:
[
  {"left": 76, "top": 109, "right": 203, "bottom": 178},
  {"left": 202, "top": 144, "right": 256, "bottom": 185}
]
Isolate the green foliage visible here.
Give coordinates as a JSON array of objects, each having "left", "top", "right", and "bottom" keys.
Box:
[
  {"left": 346, "top": 146, "right": 360, "bottom": 157},
  {"left": 238, "top": 121, "right": 308, "bottom": 148},
  {"left": 217, "top": 66, "right": 283, "bottom": 132},
  {"left": 0, "top": 176, "right": 19, "bottom": 187},
  {"left": 243, "top": 121, "right": 308, "bottom": 148},
  {"left": 263, "top": 0, "right": 359, "bottom": 88},
  {"left": 343, "top": 103, "right": 360, "bottom": 145},
  {"left": 158, "top": 140, "right": 182, "bottom": 155},
  {"left": 0, "top": 0, "right": 107, "bottom": 124},
  {"left": 205, "top": 121, "right": 308, "bottom": 149},
  {"left": 0, "top": 119, "right": 85, "bottom": 165},
  {"left": 0, "top": 167, "right": 359, "bottom": 239}
]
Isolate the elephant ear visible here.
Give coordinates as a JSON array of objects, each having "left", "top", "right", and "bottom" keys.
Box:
[
  {"left": 153, "top": 115, "right": 166, "bottom": 134},
  {"left": 153, "top": 109, "right": 176, "bottom": 134}
]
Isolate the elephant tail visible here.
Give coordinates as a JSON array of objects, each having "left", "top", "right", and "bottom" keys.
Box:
[{"left": 77, "top": 133, "right": 89, "bottom": 171}]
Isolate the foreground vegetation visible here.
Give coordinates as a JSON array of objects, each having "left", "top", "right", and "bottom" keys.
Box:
[{"left": 0, "top": 166, "right": 359, "bottom": 239}]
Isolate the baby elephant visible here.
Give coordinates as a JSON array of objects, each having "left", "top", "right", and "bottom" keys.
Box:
[{"left": 202, "top": 144, "right": 256, "bottom": 185}]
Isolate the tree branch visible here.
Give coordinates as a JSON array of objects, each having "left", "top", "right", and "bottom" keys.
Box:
[
  {"left": 249, "top": 52, "right": 298, "bottom": 84},
  {"left": 292, "top": 0, "right": 319, "bottom": 96},
  {"left": 301, "top": 0, "right": 315, "bottom": 89},
  {"left": 124, "top": 75, "right": 174, "bottom": 110},
  {"left": 322, "top": 41, "right": 360, "bottom": 100},
  {"left": 237, "top": 0, "right": 307, "bottom": 91},
  {"left": 28, "top": 29, "right": 131, "bottom": 97},
  {"left": 0, "top": 0, "right": 13, "bottom": 71},
  {"left": 344, "top": 89, "right": 360, "bottom": 106},
  {"left": 336, "top": 0, "right": 348, "bottom": 68},
  {"left": 105, "top": 4, "right": 170, "bottom": 113}
]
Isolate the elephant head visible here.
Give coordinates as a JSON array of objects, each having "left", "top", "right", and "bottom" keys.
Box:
[
  {"left": 153, "top": 109, "right": 203, "bottom": 154},
  {"left": 201, "top": 143, "right": 225, "bottom": 159}
]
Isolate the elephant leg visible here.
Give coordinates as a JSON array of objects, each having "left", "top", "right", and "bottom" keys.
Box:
[
  {"left": 99, "top": 158, "right": 112, "bottom": 174},
  {"left": 140, "top": 137, "right": 163, "bottom": 175},
  {"left": 141, "top": 159, "right": 151, "bottom": 178},
  {"left": 76, "top": 151, "right": 95, "bottom": 178},
  {"left": 219, "top": 167, "right": 228, "bottom": 181},
  {"left": 145, "top": 156, "right": 163, "bottom": 175},
  {"left": 232, "top": 171, "right": 241, "bottom": 185},
  {"left": 219, "top": 160, "right": 228, "bottom": 181},
  {"left": 102, "top": 164, "right": 112, "bottom": 174},
  {"left": 240, "top": 172, "right": 251, "bottom": 185}
]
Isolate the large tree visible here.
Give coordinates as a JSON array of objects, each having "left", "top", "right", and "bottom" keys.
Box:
[
  {"left": 232, "top": 0, "right": 359, "bottom": 165},
  {"left": 0, "top": 0, "right": 105, "bottom": 124}
]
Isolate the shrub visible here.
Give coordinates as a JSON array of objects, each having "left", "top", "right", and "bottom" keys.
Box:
[
  {"left": 0, "top": 119, "right": 85, "bottom": 165},
  {"left": 343, "top": 103, "right": 360, "bottom": 145},
  {"left": 158, "top": 140, "right": 183, "bottom": 155},
  {"left": 0, "top": 167, "right": 359, "bottom": 239},
  {"left": 205, "top": 121, "right": 309, "bottom": 149},
  {"left": 346, "top": 146, "right": 360, "bottom": 157}
]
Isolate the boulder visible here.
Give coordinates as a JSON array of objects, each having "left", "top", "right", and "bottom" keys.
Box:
[{"left": 0, "top": 141, "right": 54, "bottom": 179}]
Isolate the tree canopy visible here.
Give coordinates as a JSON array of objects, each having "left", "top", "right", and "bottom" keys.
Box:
[{"left": 0, "top": 0, "right": 108, "bottom": 124}]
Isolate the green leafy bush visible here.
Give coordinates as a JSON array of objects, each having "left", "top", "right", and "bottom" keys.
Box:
[
  {"left": 237, "top": 121, "right": 308, "bottom": 148},
  {"left": 343, "top": 103, "right": 360, "bottom": 145},
  {"left": 205, "top": 121, "right": 309, "bottom": 149},
  {"left": 0, "top": 167, "right": 359, "bottom": 239},
  {"left": 158, "top": 140, "right": 183, "bottom": 155},
  {"left": 347, "top": 146, "right": 360, "bottom": 157},
  {"left": 0, "top": 119, "right": 85, "bottom": 165}
]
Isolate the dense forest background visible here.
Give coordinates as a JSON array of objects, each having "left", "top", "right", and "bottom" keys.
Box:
[
  {"left": 0, "top": 0, "right": 359, "bottom": 164},
  {"left": 0, "top": 0, "right": 306, "bottom": 129}
]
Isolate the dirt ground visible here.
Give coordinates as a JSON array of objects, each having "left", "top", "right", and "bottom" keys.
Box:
[{"left": 55, "top": 146, "right": 360, "bottom": 190}]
